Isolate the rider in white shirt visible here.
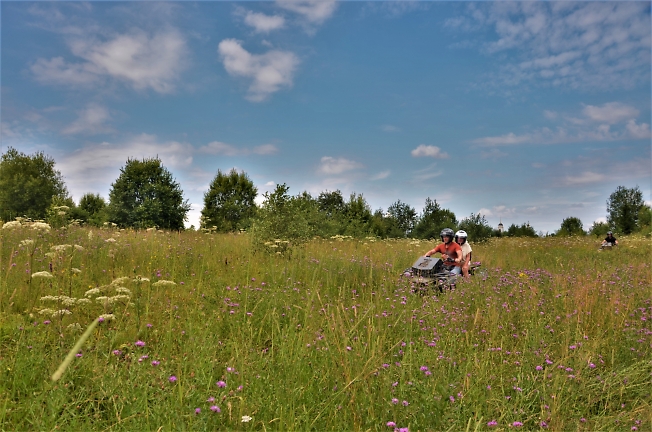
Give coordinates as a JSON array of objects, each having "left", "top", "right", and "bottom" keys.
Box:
[{"left": 455, "top": 230, "right": 472, "bottom": 277}]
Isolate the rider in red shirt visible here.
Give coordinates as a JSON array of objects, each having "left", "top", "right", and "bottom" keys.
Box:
[{"left": 425, "top": 228, "right": 463, "bottom": 275}]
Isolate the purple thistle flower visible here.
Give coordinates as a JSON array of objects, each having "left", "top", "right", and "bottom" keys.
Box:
[
  {"left": 112, "top": 350, "right": 122, "bottom": 356},
  {"left": 402, "top": 400, "right": 409, "bottom": 406},
  {"left": 487, "top": 420, "right": 498, "bottom": 427},
  {"left": 425, "top": 370, "right": 432, "bottom": 376},
  {"left": 43, "top": 320, "right": 51, "bottom": 325},
  {"left": 399, "top": 428, "right": 409, "bottom": 432},
  {"left": 146, "top": 323, "right": 153, "bottom": 328},
  {"left": 169, "top": 375, "right": 177, "bottom": 383},
  {"left": 386, "top": 422, "right": 396, "bottom": 427},
  {"left": 151, "top": 360, "right": 160, "bottom": 366},
  {"left": 216, "top": 380, "right": 226, "bottom": 388},
  {"left": 420, "top": 366, "right": 429, "bottom": 371},
  {"left": 391, "top": 398, "right": 399, "bottom": 404},
  {"left": 76, "top": 352, "right": 83, "bottom": 358},
  {"left": 210, "top": 405, "right": 220, "bottom": 413},
  {"left": 535, "top": 365, "right": 543, "bottom": 371},
  {"left": 449, "top": 396, "right": 455, "bottom": 403},
  {"left": 135, "top": 340, "right": 146, "bottom": 347},
  {"left": 195, "top": 408, "right": 201, "bottom": 415},
  {"left": 207, "top": 397, "right": 215, "bottom": 402},
  {"left": 540, "top": 421, "right": 548, "bottom": 428},
  {"left": 512, "top": 421, "right": 523, "bottom": 427},
  {"left": 226, "top": 367, "right": 235, "bottom": 373}
]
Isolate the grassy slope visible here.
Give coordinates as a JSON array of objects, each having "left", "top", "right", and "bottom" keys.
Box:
[{"left": 0, "top": 227, "right": 650, "bottom": 431}]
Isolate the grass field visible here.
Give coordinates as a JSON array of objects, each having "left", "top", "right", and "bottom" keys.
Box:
[{"left": 0, "top": 224, "right": 650, "bottom": 431}]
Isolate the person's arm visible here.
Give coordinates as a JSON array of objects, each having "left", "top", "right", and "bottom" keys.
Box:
[{"left": 425, "top": 246, "right": 439, "bottom": 257}]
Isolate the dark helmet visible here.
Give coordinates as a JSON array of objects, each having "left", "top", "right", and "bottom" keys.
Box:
[{"left": 440, "top": 228, "right": 454, "bottom": 242}]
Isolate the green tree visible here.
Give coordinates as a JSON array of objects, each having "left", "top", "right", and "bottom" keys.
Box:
[
  {"left": 107, "top": 158, "right": 190, "bottom": 230},
  {"left": 458, "top": 213, "right": 494, "bottom": 242},
  {"left": 637, "top": 205, "right": 651, "bottom": 235},
  {"left": 342, "top": 193, "right": 373, "bottom": 237},
  {"left": 557, "top": 217, "right": 585, "bottom": 236},
  {"left": 79, "top": 193, "right": 107, "bottom": 226},
  {"left": 317, "top": 190, "right": 346, "bottom": 217},
  {"left": 505, "top": 223, "right": 538, "bottom": 237},
  {"left": 412, "top": 198, "right": 457, "bottom": 240},
  {"left": 607, "top": 186, "right": 644, "bottom": 235},
  {"left": 386, "top": 200, "right": 417, "bottom": 237},
  {"left": 589, "top": 221, "right": 610, "bottom": 237},
  {"left": 201, "top": 169, "right": 258, "bottom": 232},
  {"left": 0, "top": 147, "right": 68, "bottom": 221},
  {"left": 251, "top": 184, "right": 315, "bottom": 254}
]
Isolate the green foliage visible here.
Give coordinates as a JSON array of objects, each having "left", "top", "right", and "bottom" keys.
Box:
[
  {"left": 342, "top": 193, "right": 373, "bottom": 237},
  {"left": 386, "top": 200, "right": 417, "bottom": 238},
  {"left": 251, "top": 184, "right": 315, "bottom": 254},
  {"left": 607, "top": 185, "right": 644, "bottom": 235},
  {"left": 505, "top": 222, "right": 538, "bottom": 237},
  {"left": 589, "top": 221, "right": 611, "bottom": 237},
  {"left": 636, "top": 205, "right": 651, "bottom": 235},
  {"left": 0, "top": 147, "right": 69, "bottom": 221},
  {"left": 79, "top": 193, "right": 108, "bottom": 226},
  {"left": 412, "top": 198, "right": 457, "bottom": 239},
  {"left": 107, "top": 158, "right": 190, "bottom": 230},
  {"left": 458, "top": 213, "right": 494, "bottom": 242},
  {"left": 200, "top": 169, "right": 258, "bottom": 232},
  {"left": 317, "top": 190, "right": 346, "bottom": 217},
  {"left": 557, "top": 216, "right": 585, "bottom": 237},
  {"left": 45, "top": 196, "right": 86, "bottom": 228}
]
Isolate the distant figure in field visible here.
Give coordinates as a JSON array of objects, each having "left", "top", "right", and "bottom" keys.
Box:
[
  {"left": 454, "top": 230, "right": 472, "bottom": 277},
  {"left": 601, "top": 231, "right": 618, "bottom": 247},
  {"left": 425, "top": 228, "right": 463, "bottom": 275}
]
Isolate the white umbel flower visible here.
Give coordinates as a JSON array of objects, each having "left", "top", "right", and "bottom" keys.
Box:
[
  {"left": 152, "top": 280, "right": 176, "bottom": 287},
  {"left": 32, "top": 271, "right": 54, "bottom": 279}
]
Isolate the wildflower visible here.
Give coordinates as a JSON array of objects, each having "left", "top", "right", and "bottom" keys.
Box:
[
  {"left": 420, "top": 366, "right": 429, "bottom": 372},
  {"left": 386, "top": 422, "right": 396, "bottom": 427},
  {"left": 402, "top": 400, "right": 409, "bottom": 406},
  {"left": 425, "top": 370, "right": 432, "bottom": 376},
  {"left": 146, "top": 323, "right": 153, "bottom": 328},
  {"left": 195, "top": 408, "right": 201, "bottom": 415},
  {"left": 241, "top": 415, "right": 252, "bottom": 422},
  {"left": 512, "top": 421, "right": 523, "bottom": 427},
  {"left": 134, "top": 340, "right": 146, "bottom": 347},
  {"left": 20, "top": 239, "right": 35, "bottom": 247},
  {"left": 569, "top": 345, "right": 577, "bottom": 350},
  {"left": 399, "top": 428, "right": 409, "bottom": 432},
  {"left": 105, "top": 238, "right": 117, "bottom": 243},
  {"left": 67, "top": 323, "right": 82, "bottom": 332},
  {"left": 536, "top": 365, "right": 543, "bottom": 371},
  {"left": 76, "top": 352, "right": 83, "bottom": 358},
  {"left": 237, "top": 385, "right": 243, "bottom": 391},
  {"left": 153, "top": 280, "right": 176, "bottom": 287},
  {"left": 210, "top": 405, "right": 220, "bottom": 412},
  {"left": 151, "top": 360, "right": 160, "bottom": 366},
  {"left": 540, "top": 421, "right": 548, "bottom": 428},
  {"left": 346, "top": 346, "right": 352, "bottom": 351},
  {"left": 449, "top": 396, "right": 455, "bottom": 403},
  {"left": 207, "top": 397, "right": 215, "bottom": 402},
  {"left": 2, "top": 221, "right": 22, "bottom": 230},
  {"left": 391, "top": 398, "right": 399, "bottom": 404},
  {"left": 85, "top": 288, "right": 100, "bottom": 297},
  {"left": 589, "top": 363, "right": 596, "bottom": 368},
  {"left": 580, "top": 418, "right": 586, "bottom": 423},
  {"left": 43, "top": 320, "right": 51, "bottom": 325},
  {"left": 99, "top": 314, "right": 115, "bottom": 322},
  {"left": 138, "top": 355, "right": 148, "bottom": 362},
  {"left": 169, "top": 376, "right": 177, "bottom": 383},
  {"left": 32, "top": 271, "right": 54, "bottom": 279},
  {"left": 115, "top": 287, "right": 132, "bottom": 295},
  {"left": 30, "top": 222, "right": 51, "bottom": 231},
  {"left": 216, "top": 380, "right": 226, "bottom": 388},
  {"left": 71, "top": 268, "right": 82, "bottom": 274},
  {"left": 226, "top": 367, "right": 235, "bottom": 373},
  {"left": 112, "top": 350, "right": 122, "bottom": 356}
]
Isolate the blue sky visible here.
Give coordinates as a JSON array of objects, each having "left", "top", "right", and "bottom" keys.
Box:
[{"left": 2, "top": 1, "right": 650, "bottom": 233}]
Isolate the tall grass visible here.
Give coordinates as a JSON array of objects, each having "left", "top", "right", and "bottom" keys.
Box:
[{"left": 0, "top": 226, "right": 650, "bottom": 430}]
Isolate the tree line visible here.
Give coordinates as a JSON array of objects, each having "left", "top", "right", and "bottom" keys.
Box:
[{"left": 1, "top": 148, "right": 650, "bottom": 244}]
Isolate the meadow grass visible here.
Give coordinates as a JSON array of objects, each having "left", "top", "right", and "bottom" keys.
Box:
[{"left": 0, "top": 226, "right": 650, "bottom": 431}]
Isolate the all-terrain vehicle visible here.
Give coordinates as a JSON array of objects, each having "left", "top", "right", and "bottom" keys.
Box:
[{"left": 403, "top": 256, "right": 487, "bottom": 295}]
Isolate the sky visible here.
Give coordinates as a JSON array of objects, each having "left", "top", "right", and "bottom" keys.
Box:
[{"left": 1, "top": 1, "right": 650, "bottom": 233}]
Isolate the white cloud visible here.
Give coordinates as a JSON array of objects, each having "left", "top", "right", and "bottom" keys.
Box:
[
  {"left": 275, "top": 0, "right": 337, "bottom": 25},
  {"left": 449, "top": 2, "right": 651, "bottom": 90},
  {"left": 381, "top": 124, "right": 400, "bottom": 132},
  {"left": 264, "top": 181, "right": 276, "bottom": 186},
  {"left": 57, "top": 134, "right": 193, "bottom": 200},
  {"left": 253, "top": 144, "right": 279, "bottom": 155},
  {"left": 32, "top": 30, "right": 188, "bottom": 93},
  {"left": 543, "top": 110, "right": 558, "bottom": 120},
  {"left": 532, "top": 162, "right": 546, "bottom": 168},
  {"left": 582, "top": 102, "right": 639, "bottom": 124},
  {"left": 411, "top": 145, "right": 449, "bottom": 159},
  {"left": 562, "top": 171, "right": 606, "bottom": 186},
  {"left": 473, "top": 102, "right": 650, "bottom": 146},
  {"left": 318, "top": 156, "right": 363, "bottom": 175},
  {"left": 218, "top": 39, "right": 299, "bottom": 102},
  {"left": 198, "top": 141, "right": 279, "bottom": 156},
  {"left": 370, "top": 170, "right": 390, "bottom": 180},
  {"left": 625, "top": 120, "right": 651, "bottom": 139},
  {"left": 243, "top": 11, "right": 286, "bottom": 33},
  {"left": 62, "top": 103, "right": 112, "bottom": 135}
]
